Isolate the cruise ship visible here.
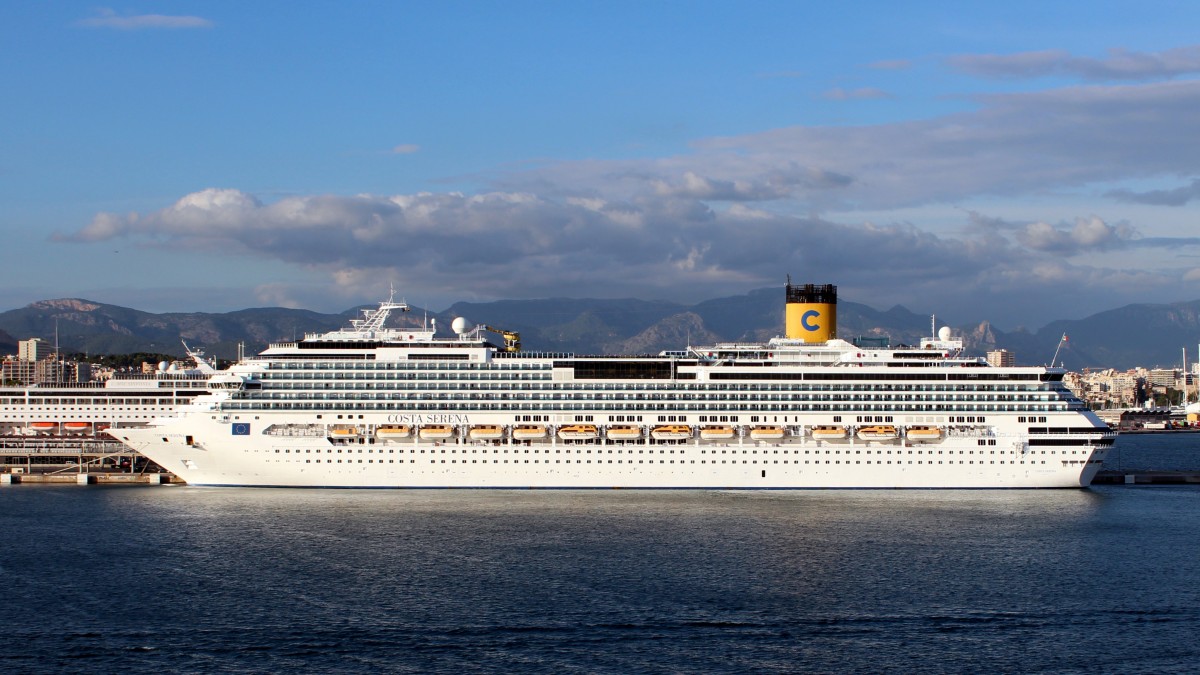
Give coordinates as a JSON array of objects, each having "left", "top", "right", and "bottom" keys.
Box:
[
  {"left": 109, "top": 283, "right": 1113, "bottom": 488},
  {"left": 1, "top": 348, "right": 217, "bottom": 438}
]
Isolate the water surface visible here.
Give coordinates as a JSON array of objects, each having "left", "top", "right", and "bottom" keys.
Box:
[{"left": 1, "top": 435, "right": 1198, "bottom": 673}]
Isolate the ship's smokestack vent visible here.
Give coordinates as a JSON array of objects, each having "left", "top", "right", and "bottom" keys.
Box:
[{"left": 785, "top": 281, "right": 837, "bottom": 342}]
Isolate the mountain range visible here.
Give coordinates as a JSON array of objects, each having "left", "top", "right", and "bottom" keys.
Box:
[{"left": 1, "top": 290, "right": 1198, "bottom": 371}]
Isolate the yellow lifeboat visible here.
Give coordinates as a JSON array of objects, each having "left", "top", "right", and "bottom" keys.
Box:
[
  {"left": 750, "top": 425, "right": 786, "bottom": 440},
  {"left": 558, "top": 424, "right": 599, "bottom": 440},
  {"left": 512, "top": 425, "right": 547, "bottom": 440},
  {"left": 375, "top": 425, "right": 412, "bottom": 439},
  {"left": 330, "top": 427, "right": 358, "bottom": 438},
  {"left": 419, "top": 425, "right": 456, "bottom": 440},
  {"left": 905, "top": 425, "right": 943, "bottom": 441},
  {"left": 651, "top": 425, "right": 691, "bottom": 440},
  {"left": 469, "top": 425, "right": 505, "bottom": 440},
  {"left": 811, "top": 425, "right": 847, "bottom": 440},
  {"left": 700, "top": 425, "right": 735, "bottom": 440},
  {"left": 857, "top": 425, "right": 898, "bottom": 440},
  {"left": 605, "top": 425, "right": 642, "bottom": 440}
]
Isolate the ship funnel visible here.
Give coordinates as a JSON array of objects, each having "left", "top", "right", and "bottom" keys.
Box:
[{"left": 785, "top": 282, "right": 837, "bottom": 343}]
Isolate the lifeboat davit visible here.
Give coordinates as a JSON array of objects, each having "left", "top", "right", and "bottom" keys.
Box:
[
  {"left": 606, "top": 425, "right": 642, "bottom": 440},
  {"left": 469, "top": 425, "right": 505, "bottom": 440},
  {"left": 905, "top": 426, "right": 943, "bottom": 441},
  {"left": 512, "top": 425, "right": 547, "bottom": 440},
  {"left": 375, "top": 425, "right": 412, "bottom": 439},
  {"left": 857, "top": 425, "right": 898, "bottom": 440},
  {"left": 811, "top": 425, "right": 847, "bottom": 440},
  {"left": 651, "top": 425, "right": 691, "bottom": 440},
  {"left": 700, "top": 425, "right": 735, "bottom": 440},
  {"left": 558, "top": 424, "right": 598, "bottom": 440},
  {"left": 419, "top": 425, "right": 456, "bottom": 440},
  {"left": 749, "top": 425, "right": 786, "bottom": 440}
]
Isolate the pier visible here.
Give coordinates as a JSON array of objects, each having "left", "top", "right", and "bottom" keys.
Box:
[{"left": 1, "top": 436, "right": 176, "bottom": 485}]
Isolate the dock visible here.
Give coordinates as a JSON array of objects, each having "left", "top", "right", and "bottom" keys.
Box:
[
  {"left": 1, "top": 471, "right": 178, "bottom": 485},
  {"left": 2, "top": 436, "right": 178, "bottom": 485}
]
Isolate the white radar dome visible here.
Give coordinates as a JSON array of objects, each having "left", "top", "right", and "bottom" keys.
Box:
[
  {"left": 157, "top": 361, "right": 169, "bottom": 372},
  {"left": 451, "top": 317, "right": 474, "bottom": 334},
  {"left": 937, "top": 326, "right": 952, "bottom": 341}
]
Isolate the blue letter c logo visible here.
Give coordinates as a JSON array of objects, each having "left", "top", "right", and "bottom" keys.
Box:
[{"left": 801, "top": 310, "right": 821, "bottom": 331}]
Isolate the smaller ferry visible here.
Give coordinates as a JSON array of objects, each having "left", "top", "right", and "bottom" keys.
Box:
[{"left": 0, "top": 344, "right": 215, "bottom": 439}]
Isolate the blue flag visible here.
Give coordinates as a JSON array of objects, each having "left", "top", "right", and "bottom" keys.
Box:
[{"left": 232, "top": 423, "right": 251, "bottom": 435}]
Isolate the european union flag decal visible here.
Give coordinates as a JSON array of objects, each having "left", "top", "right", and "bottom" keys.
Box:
[{"left": 232, "top": 423, "right": 251, "bottom": 435}]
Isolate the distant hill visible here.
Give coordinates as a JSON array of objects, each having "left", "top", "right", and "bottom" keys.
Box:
[{"left": 0, "top": 292, "right": 1197, "bottom": 370}]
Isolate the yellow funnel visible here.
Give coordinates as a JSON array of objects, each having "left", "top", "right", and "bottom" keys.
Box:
[{"left": 785, "top": 283, "right": 837, "bottom": 342}]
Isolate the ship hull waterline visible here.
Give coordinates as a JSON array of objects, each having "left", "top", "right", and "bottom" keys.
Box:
[{"left": 112, "top": 426, "right": 1105, "bottom": 489}]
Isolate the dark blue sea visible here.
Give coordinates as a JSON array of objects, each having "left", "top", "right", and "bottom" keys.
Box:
[{"left": 2, "top": 434, "right": 1199, "bottom": 674}]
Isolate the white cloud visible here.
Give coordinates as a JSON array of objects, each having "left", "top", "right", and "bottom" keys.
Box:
[
  {"left": 947, "top": 45, "right": 1200, "bottom": 81},
  {"left": 57, "top": 184, "right": 1200, "bottom": 326},
  {"left": 822, "top": 87, "right": 892, "bottom": 100},
  {"left": 510, "top": 78, "right": 1200, "bottom": 213},
  {"left": 391, "top": 144, "right": 420, "bottom": 155},
  {"left": 76, "top": 8, "right": 214, "bottom": 30},
  {"left": 53, "top": 71, "right": 1200, "bottom": 325},
  {"left": 868, "top": 59, "right": 912, "bottom": 71},
  {"left": 1107, "top": 178, "right": 1200, "bottom": 206}
]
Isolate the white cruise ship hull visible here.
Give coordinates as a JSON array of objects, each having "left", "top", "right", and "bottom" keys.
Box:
[{"left": 112, "top": 416, "right": 1106, "bottom": 489}]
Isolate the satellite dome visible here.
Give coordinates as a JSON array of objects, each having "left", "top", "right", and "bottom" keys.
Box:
[
  {"left": 157, "top": 361, "right": 169, "bottom": 372},
  {"left": 451, "top": 317, "right": 473, "bottom": 334},
  {"left": 937, "top": 326, "right": 952, "bottom": 341}
]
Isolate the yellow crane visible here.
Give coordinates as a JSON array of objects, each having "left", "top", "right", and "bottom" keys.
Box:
[{"left": 483, "top": 325, "right": 521, "bottom": 353}]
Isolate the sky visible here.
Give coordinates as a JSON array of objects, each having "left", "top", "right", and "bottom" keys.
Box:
[{"left": 4, "top": 1, "right": 1200, "bottom": 330}]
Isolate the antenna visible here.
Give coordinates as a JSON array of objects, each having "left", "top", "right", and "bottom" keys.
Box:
[
  {"left": 55, "top": 319, "right": 61, "bottom": 385},
  {"left": 1051, "top": 333, "right": 1068, "bottom": 368}
]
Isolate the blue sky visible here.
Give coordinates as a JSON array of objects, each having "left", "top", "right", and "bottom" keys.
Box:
[{"left": 4, "top": 2, "right": 1200, "bottom": 329}]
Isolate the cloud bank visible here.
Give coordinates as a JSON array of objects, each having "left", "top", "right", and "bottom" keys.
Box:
[
  {"left": 948, "top": 45, "right": 1200, "bottom": 81},
  {"left": 59, "top": 66, "right": 1200, "bottom": 325},
  {"left": 77, "top": 8, "right": 214, "bottom": 30}
]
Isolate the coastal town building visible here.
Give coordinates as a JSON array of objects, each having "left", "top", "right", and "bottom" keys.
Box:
[
  {"left": 986, "top": 349, "right": 1015, "bottom": 368},
  {"left": 17, "top": 338, "right": 50, "bottom": 362}
]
